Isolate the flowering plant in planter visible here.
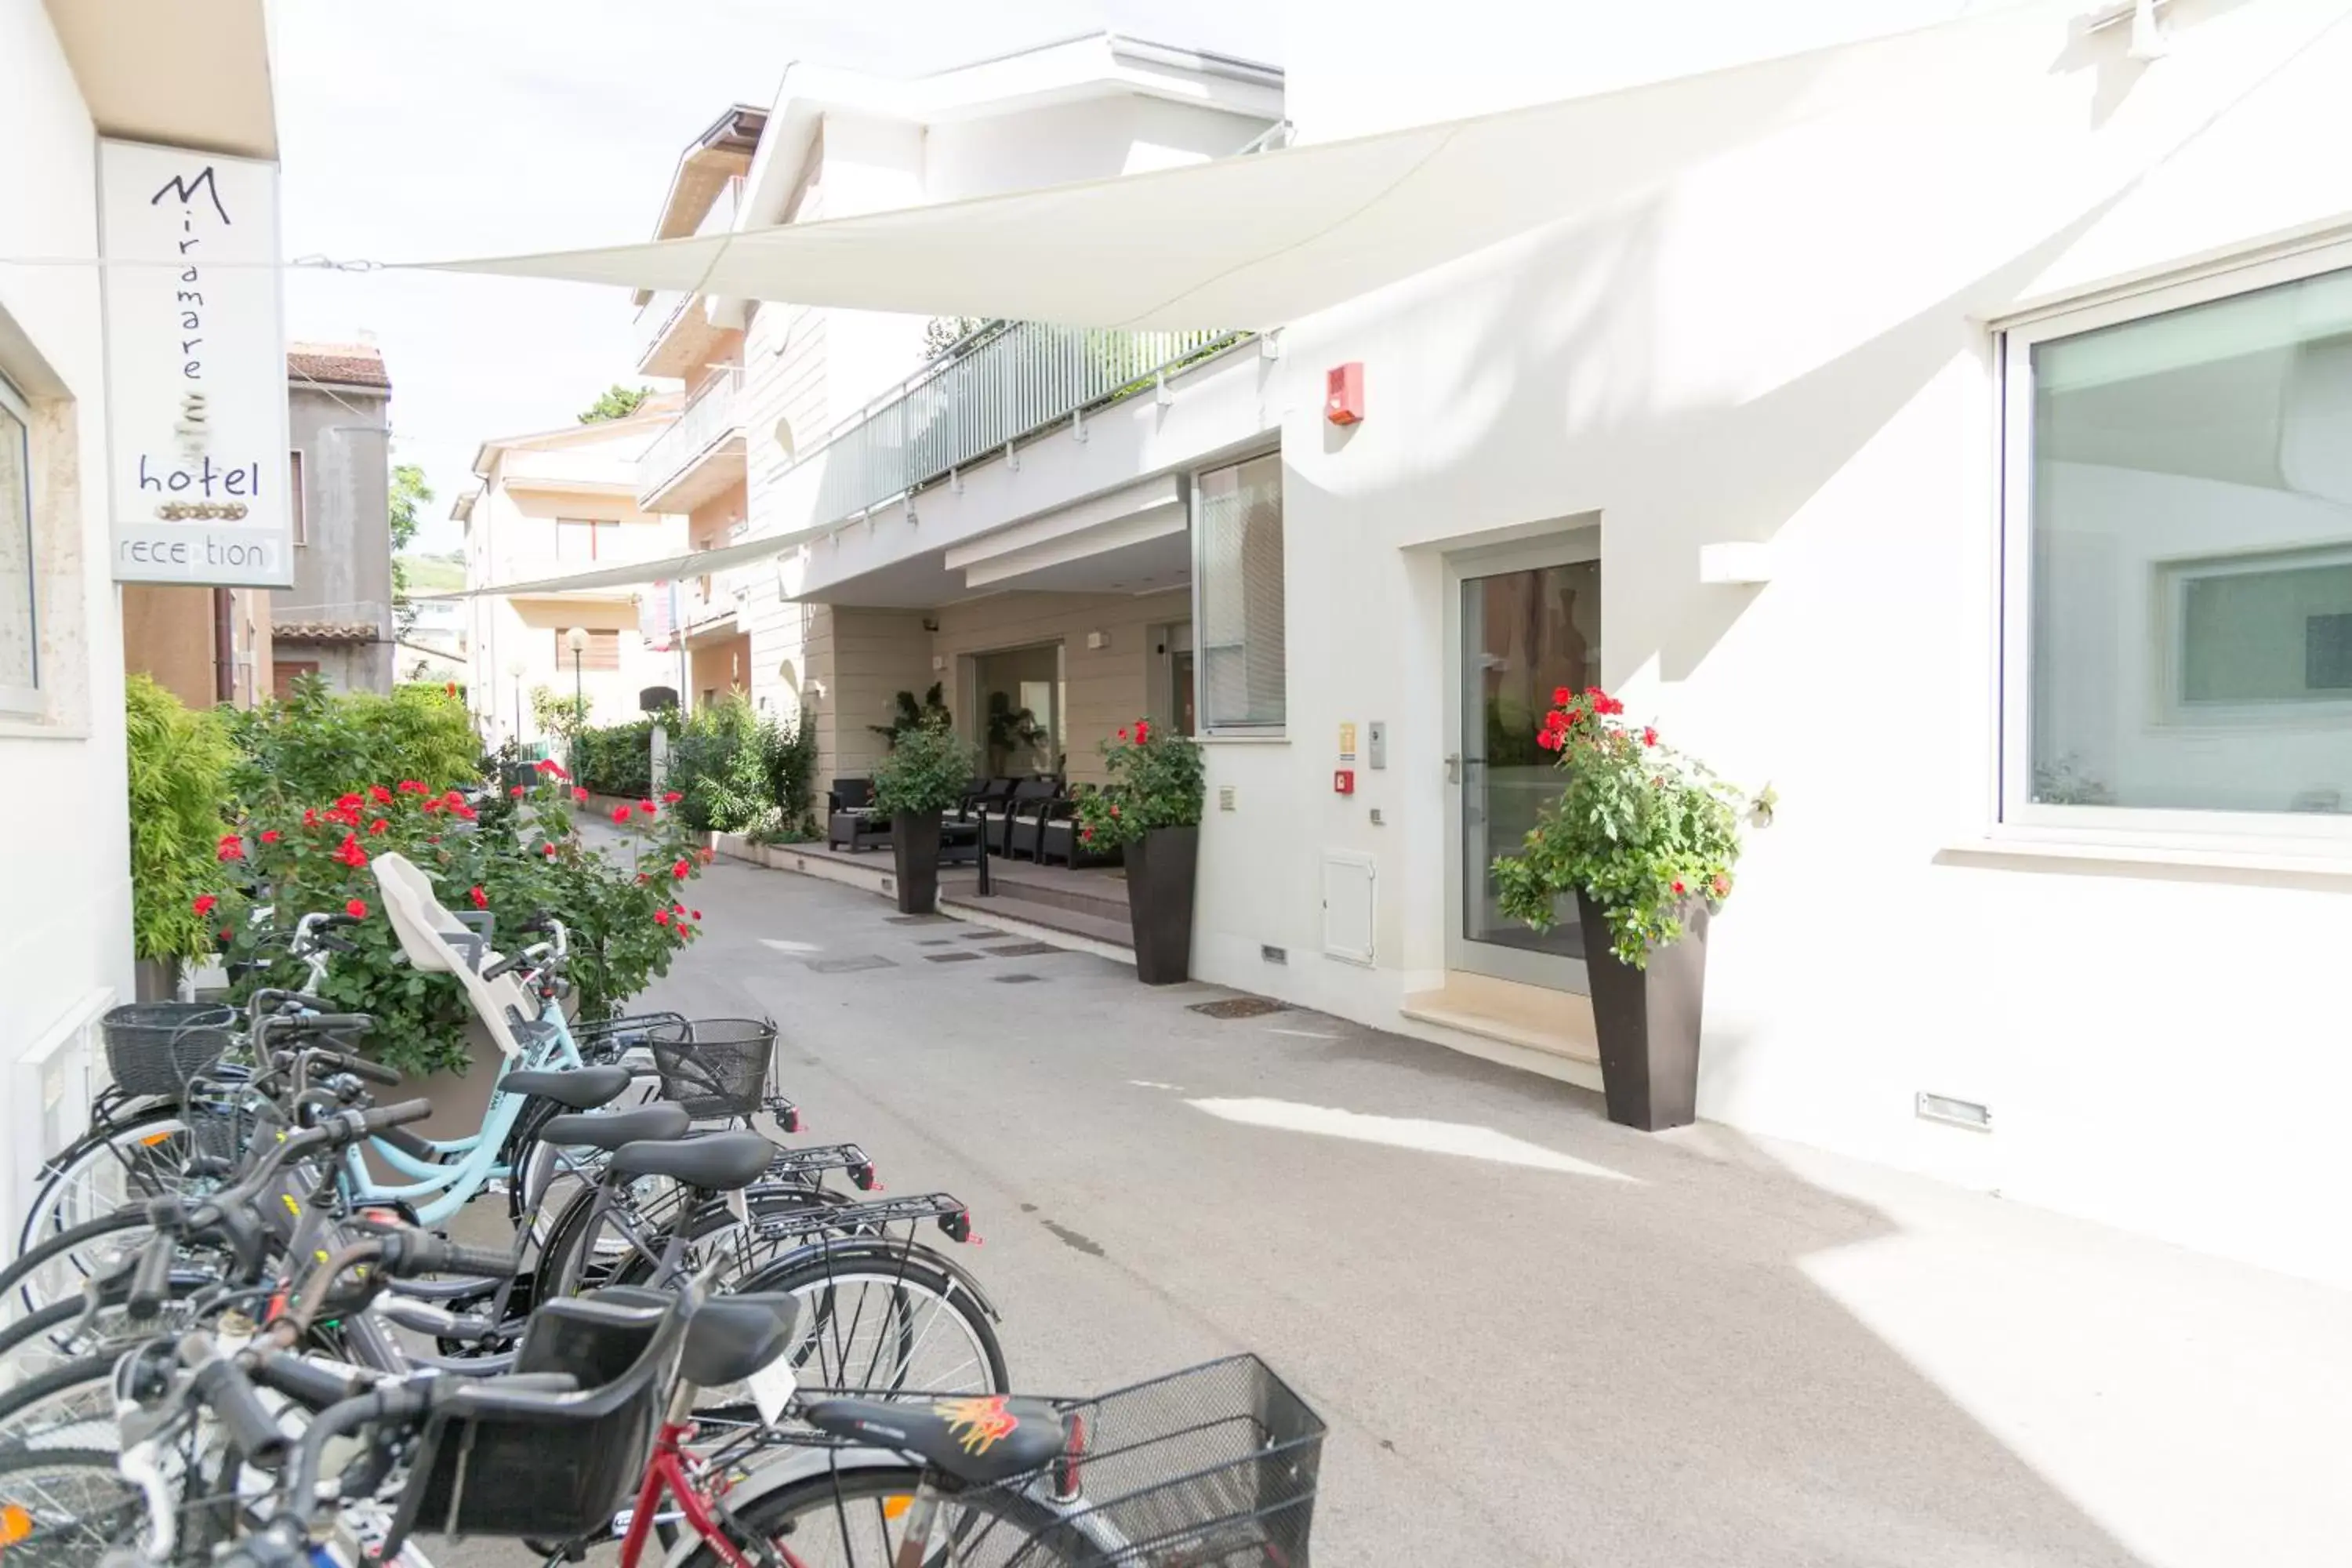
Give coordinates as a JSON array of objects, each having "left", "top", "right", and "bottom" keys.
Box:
[
  {"left": 1071, "top": 719, "right": 1203, "bottom": 851},
  {"left": 208, "top": 760, "right": 710, "bottom": 1075},
  {"left": 1490, "top": 688, "right": 1749, "bottom": 967},
  {"left": 869, "top": 715, "right": 978, "bottom": 818}
]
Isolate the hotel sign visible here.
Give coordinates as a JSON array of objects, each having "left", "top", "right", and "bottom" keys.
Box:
[{"left": 99, "top": 141, "right": 293, "bottom": 586}]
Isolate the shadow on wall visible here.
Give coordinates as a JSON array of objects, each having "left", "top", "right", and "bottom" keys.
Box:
[{"left": 1185, "top": 1012, "right": 2156, "bottom": 1566}]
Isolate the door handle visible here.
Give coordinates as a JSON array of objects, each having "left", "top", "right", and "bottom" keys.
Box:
[{"left": 1445, "top": 753, "right": 1461, "bottom": 785}]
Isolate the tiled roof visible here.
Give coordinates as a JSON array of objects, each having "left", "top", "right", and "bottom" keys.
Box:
[
  {"left": 273, "top": 620, "right": 379, "bottom": 644},
  {"left": 286, "top": 343, "right": 390, "bottom": 390}
]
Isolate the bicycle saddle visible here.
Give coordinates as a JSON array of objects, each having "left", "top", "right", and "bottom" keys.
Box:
[
  {"left": 679, "top": 1292, "right": 802, "bottom": 1388},
  {"left": 607, "top": 1131, "right": 775, "bottom": 1191},
  {"left": 804, "top": 1393, "right": 1066, "bottom": 1486},
  {"left": 539, "top": 1102, "right": 691, "bottom": 1152},
  {"left": 503, "top": 1064, "right": 631, "bottom": 1110}
]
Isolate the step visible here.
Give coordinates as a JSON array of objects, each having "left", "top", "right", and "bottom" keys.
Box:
[
  {"left": 938, "top": 891, "right": 1134, "bottom": 959},
  {"left": 1401, "top": 971, "right": 1602, "bottom": 1078},
  {"left": 977, "top": 868, "right": 1129, "bottom": 924}
]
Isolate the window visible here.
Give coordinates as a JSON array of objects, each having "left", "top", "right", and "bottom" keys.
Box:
[
  {"left": 288, "top": 449, "right": 306, "bottom": 546},
  {"left": 2004, "top": 256, "right": 2352, "bottom": 832},
  {"left": 0, "top": 376, "right": 35, "bottom": 712},
  {"left": 1193, "top": 452, "right": 1285, "bottom": 733},
  {"left": 554, "top": 629, "right": 620, "bottom": 672},
  {"left": 556, "top": 518, "right": 619, "bottom": 561}
]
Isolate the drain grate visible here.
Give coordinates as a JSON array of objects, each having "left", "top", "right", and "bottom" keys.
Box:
[
  {"left": 808, "top": 955, "right": 898, "bottom": 974},
  {"left": 887, "top": 914, "right": 954, "bottom": 926},
  {"left": 960, "top": 931, "right": 1007, "bottom": 941},
  {"left": 1189, "top": 996, "right": 1290, "bottom": 1020},
  {"left": 916, "top": 938, "right": 957, "bottom": 946},
  {"left": 994, "top": 973, "right": 1044, "bottom": 985},
  {"left": 924, "top": 951, "right": 983, "bottom": 964},
  {"left": 981, "top": 941, "right": 1058, "bottom": 957}
]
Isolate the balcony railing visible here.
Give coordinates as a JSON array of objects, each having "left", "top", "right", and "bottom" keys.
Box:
[
  {"left": 675, "top": 565, "right": 750, "bottom": 634},
  {"left": 798, "top": 321, "right": 1249, "bottom": 528},
  {"left": 637, "top": 365, "right": 744, "bottom": 505}
]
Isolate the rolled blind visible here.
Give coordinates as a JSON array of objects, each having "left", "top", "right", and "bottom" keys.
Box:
[{"left": 1196, "top": 452, "right": 1285, "bottom": 730}]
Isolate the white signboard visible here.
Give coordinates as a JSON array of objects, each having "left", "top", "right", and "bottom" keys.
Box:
[{"left": 100, "top": 141, "right": 292, "bottom": 586}]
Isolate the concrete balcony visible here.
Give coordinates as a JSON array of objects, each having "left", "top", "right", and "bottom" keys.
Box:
[
  {"left": 633, "top": 180, "right": 742, "bottom": 378},
  {"left": 674, "top": 564, "right": 751, "bottom": 644},
  {"left": 638, "top": 366, "right": 746, "bottom": 513}
]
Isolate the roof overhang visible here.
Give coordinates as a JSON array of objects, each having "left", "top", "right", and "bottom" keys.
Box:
[{"left": 43, "top": 0, "right": 278, "bottom": 160}]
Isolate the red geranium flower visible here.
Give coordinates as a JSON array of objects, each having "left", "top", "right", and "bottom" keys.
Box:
[
  {"left": 542, "top": 843, "right": 557, "bottom": 858},
  {"left": 637, "top": 800, "right": 656, "bottom": 815},
  {"left": 259, "top": 829, "right": 280, "bottom": 844},
  {"left": 397, "top": 780, "right": 427, "bottom": 794},
  {"left": 1116, "top": 728, "right": 1129, "bottom": 742},
  {"left": 1552, "top": 686, "right": 1572, "bottom": 706},
  {"left": 219, "top": 928, "right": 233, "bottom": 943},
  {"left": 442, "top": 789, "right": 464, "bottom": 808},
  {"left": 302, "top": 808, "right": 319, "bottom": 828},
  {"left": 216, "top": 833, "right": 245, "bottom": 862},
  {"left": 469, "top": 885, "right": 488, "bottom": 909},
  {"left": 1536, "top": 730, "right": 1561, "bottom": 752},
  {"left": 444, "top": 681, "right": 457, "bottom": 698},
  {"left": 345, "top": 898, "right": 368, "bottom": 919},
  {"left": 336, "top": 793, "right": 363, "bottom": 811},
  {"left": 368, "top": 818, "right": 388, "bottom": 836},
  {"left": 672, "top": 858, "right": 690, "bottom": 879},
  {"left": 572, "top": 786, "right": 589, "bottom": 804},
  {"left": 367, "top": 785, "right": 392, "bottom": 805},
  {"left": 336, "top": 833, "right": 367, "bottom": 869},
  {"left": 192, "top": 894, "right": 217, "bottom": 917},
  {"left": 662, "top": 791, "right": 682, "bottom": 804},
  {"left": 612, "top": 806, "right": 631, "bottom": 824},
  {"left": 510, "top": 784, "right": 526, "bottom": 798},
  {"left": 690, "top": 909, "right": 701, "bottom": 920},
  {"left": 420, "top": 798, "right": 442, "bottom": 815},
  {"left": 536, "top": 758, "right": 569, "bottom": 779},
  {"left": 1711, "top": 874, "right": 1730, "bottom": 896},
  {"left": 1642, "top": 727, "right": 1657, "bottom": 747},
  {"left": 1134, "top": 720, "right": 1150, "bottom": 743},
  {"left": 653, "top": 908, "right": 670, "bottom": 926},
  {"left": 1670, "top": 880, "right": 1686, "bottom": 895}
]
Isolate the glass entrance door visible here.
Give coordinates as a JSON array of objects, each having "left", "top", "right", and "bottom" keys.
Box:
[{"left": 1452, "top": 555, "right": 1602, "bottom": 987}]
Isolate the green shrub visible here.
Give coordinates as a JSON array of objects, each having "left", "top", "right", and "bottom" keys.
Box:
[
  {"left": 666, "top": 698, "right": 815, "bottom": 836},
  {"left": 871, "top": 714, "right": 978, "bottom": 818},
  {"left": 223, "top": 675, "right": 482, "bottom": 807},
  {"left": 575, "top": 717, "right": 657, "bottom": 799},
  {"left": 124, "top": 675, "right": 238, "bottom": 961}
]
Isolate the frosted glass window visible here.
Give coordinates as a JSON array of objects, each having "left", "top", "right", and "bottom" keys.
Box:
[
  {"left": 1195, "top": 452, "right": 1284, "bottom": 732},
  {"left": 0, "top": 380, "right": 34, "bottom": 708}
]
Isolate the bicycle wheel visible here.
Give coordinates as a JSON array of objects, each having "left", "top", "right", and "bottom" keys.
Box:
[
  {"left": 0, "top": 1446, "right": 146, "bottom": 1568},
  {"left": 0, "top": 1208, "right": 154, "bottom": 1321},
  {"left": 0, "top": 1355, "right": 120, "bottom": 1450},
  {"left": 743, "top": 1247, "right": 1007, "bottom": 1401},
  {"left": 16, "top": 1109, "right": 198, "bottom": 1258},
  {"left": 538, "top": 1183, "right": 841, "bottom": 1303},
  {"left": 677, "top": 1465, "right": 1074, "bottom": 1568},
  {"left": 0, "top": 1279, "right": 208, "bottom": 1381}
]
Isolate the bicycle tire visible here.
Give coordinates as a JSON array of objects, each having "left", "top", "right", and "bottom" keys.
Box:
[
  {"left": 0, "top": 1277, "right": 208, "bottom": 1376},
  {"left": 0, "top": 1208, "right": 153, "bottom": 1319},
  {"left": 537, "top": 1181, "right": 843, "bottom": 1302},
  {"left": 16, "top": 1109, "right": 194, "bottom": 1258},
  {"left": 674, "top": 1463, "right": 1076, "bottom": 1568},
  {"left": 739, "top": 1247, "right": 1007, "bottom": 1401},
  {"left": 0, "top": 1444, "right": 147, "bottom": 1568},
  {"left": 0, "top": 1354, "right": 121, "bottom": 1450}
]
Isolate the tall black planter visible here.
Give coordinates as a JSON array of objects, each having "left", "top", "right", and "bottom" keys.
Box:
[
  {"left": 1123, "top": 825, "right": 1198, "bottom": 985},
  {"left": 891, "top": 811, "right": 942, "bottom": 914},
  {"left": 1576, "top": 891, "right": 1709, "bottom": 1132}
]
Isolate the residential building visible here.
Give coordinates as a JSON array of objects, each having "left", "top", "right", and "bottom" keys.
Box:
[
  {"left": 274, "top": 343, "right": 393, "bottom": 695},
  {"left": 0, "top": 0, "right": 278, "bottom": 1234},
  {"left": 630, "top": 37, "right": 1283, "bottom": 773},
  {"left": 459, "top": 402, "right": 686, "bottom": 747}
]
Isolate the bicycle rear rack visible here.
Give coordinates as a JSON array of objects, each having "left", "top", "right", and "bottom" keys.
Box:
[
  {"left": 764, "top": 1142, "right": 878, "bottom": 1192},
  {"left": 750, "top": 1192, "right": 977, "bottom": 1246}
]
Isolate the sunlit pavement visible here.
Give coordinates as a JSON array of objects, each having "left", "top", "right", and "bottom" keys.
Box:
[{"left": 456, "top": 845, "right": 2352, "bottom": 1567}]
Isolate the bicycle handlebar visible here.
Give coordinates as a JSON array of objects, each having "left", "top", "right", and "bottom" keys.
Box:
[{"left": 191, "top": 1353, "right": 290, "bottom": 1469}]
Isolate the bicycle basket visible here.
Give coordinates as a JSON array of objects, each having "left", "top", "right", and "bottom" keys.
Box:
[
  {"left": 647, "top": 1018, "right": 776, "bottom": 1120},
  {"left": 388, "top": 1287, "right": 682, "bottom": 1544},
  {"left": 100, "top": 1003, "right": 238, "bottom": 1098}
]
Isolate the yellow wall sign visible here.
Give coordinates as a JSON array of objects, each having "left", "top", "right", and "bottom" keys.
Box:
[{"left": 1338, "top": 722, "right": 1358, "bottom": 761}]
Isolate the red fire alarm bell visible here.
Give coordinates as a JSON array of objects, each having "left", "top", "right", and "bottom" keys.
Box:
[
  {"left": 1333, "top": 769, "right": 1356, "bottom": 795},
  {"left": 1326, "top": 362, "right": 1364, "bottom": 425}
]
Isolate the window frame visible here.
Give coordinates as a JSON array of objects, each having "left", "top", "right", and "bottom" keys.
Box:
[
  {"left": 288, "top": 448, "right": 307, "bottom": 547},
  {"left": 1188, "top": 448, "right": 1287, "bottom": 739},
  {"left": 0, "top": 374, "right": 38, "bottom": 716},
  {"left": 1997, "top": 238, "right": 2352, "bottom": 850}
]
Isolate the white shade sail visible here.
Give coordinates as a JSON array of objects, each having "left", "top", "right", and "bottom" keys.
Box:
[
  {"left": 409, "top": 4, "right": 2074, "bottom": 332},
  {"left": 422, "top": 528, "right": 804, "bottom": 600}
]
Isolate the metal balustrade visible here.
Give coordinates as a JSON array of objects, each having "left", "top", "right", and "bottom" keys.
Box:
[{"left": 637, "top": 365, "right": 745, "bottom": 506}]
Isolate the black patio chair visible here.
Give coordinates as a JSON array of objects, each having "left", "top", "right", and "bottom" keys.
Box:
[
  {"left": 826, "top": 776, "right": 890, "bottom": 853},
  {"left": 999, "top": 775, "right": 1065, "bottom": 861}
]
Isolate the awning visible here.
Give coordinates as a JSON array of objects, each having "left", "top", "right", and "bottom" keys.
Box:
[
  {"left": 421, "top": 528, "right": 804, "bottom": 600},
  {"left": 407, "top": 3, "right": 2078, "bottom": 332}
]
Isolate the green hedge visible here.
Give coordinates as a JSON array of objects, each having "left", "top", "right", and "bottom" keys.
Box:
[{"left": 574, "top": 717, "right": 657, "bottom": 800}]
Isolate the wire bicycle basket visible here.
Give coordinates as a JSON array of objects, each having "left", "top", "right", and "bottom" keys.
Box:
[
  {"left": 646, "top": 1018, "right": 778, "bottom": 1120},
  {"left": 100, "top": 1003, "right": 238, "bottom": 1099}
]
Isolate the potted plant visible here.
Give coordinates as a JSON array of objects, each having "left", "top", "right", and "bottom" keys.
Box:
[
  {"left": 983, "top": 691, "right": 1047, "bottom": 774},
  {"left": 1073, "top": 718, "right": 1205, "bottom": 984},
  {"left": 124, "top": 675, "right": 237, "bottom": 1000},
  {"left": 1490, "top": 687, "right": 1753, "bottom": 1131},
  {"left": 870, "top": 715, "right": 978, "bottom": 915}
]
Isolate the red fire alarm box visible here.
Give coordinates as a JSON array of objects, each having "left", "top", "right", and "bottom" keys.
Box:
[
  {"left": 1326, "top": 362, "right": 1364, "bottom": 425},
  {"left": 1333, "top": 768, "right": 1356, "bottom": 795}
]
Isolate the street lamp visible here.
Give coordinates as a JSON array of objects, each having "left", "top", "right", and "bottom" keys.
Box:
[
  {"left": 505, "top": 659, "right": 527, "bottom": 750},
  {"left": 564, "top": 627, "right": 589, "bottom": 777}
]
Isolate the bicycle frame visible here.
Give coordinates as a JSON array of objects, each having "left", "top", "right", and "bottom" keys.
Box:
[
  {"left": 619, "top": 1421, "right": 767, "bottom": 1568},
  {"left": 332, "top": 1011, "right": 585, "bottom": 1227}
]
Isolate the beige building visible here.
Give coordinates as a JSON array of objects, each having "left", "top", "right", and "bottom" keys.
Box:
[{"left": 458, "top": 401, "right": 686, "bottom": 747}]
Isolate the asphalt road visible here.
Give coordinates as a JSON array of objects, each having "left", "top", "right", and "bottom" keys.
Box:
[{"left": 433, "top": 849, "right": 2350, "bottom": 1567}]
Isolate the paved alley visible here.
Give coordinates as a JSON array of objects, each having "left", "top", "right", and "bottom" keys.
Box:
[{"left": 585, "top": 852, "right": 2352, "bottom": 1567}]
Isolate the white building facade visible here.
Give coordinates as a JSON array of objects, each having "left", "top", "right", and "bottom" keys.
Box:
[{"left": 0, "top": 0, "right": 280, "bottom": 1232}]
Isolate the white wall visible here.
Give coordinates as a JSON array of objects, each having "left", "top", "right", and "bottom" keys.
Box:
[
  {"left": 0, "top": 0, "right": 132, "bottom": 1228},
  {"left": 1199, "top": 0, "right": 2352, "bottom": 1287}
]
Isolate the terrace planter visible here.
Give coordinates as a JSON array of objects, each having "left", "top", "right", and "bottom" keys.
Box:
[
  {"left": 1123, "top": 826, "right": 1198, "bottom": 985},
  {"left": 891, "top": 811, "right": 943, "bottom": 914},
  {"left": 1577, "top": 891, "right": 1709, "bottom": 1132}
]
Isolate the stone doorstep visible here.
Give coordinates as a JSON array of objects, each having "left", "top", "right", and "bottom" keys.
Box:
[
  {"left": 977, "top": 869, "right": 1129, "bottom": 924},
  {"left": 938, "top": 894, "right": 1136, "bottom": 964},
  {"left": 1401, "top": 971, "right": 1602, "bottom": 1083}
]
